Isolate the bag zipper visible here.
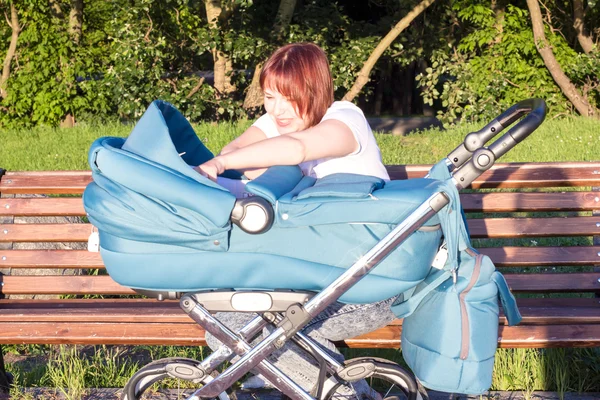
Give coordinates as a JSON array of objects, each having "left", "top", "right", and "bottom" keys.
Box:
[{"left": 459, "top": 250, "right": 483, "bottom": 360}]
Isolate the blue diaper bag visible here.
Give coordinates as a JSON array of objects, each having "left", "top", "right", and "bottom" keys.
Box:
[{"left": 390, "top": 162, "right": 522, "bottom": 394}]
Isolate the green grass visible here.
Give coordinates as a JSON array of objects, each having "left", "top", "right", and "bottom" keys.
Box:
[
  {"left": 1, "top": 116, "right": 600, "bottom": 395},
  {"left": 1, "top": 116, "right": 599, "bottom": 171}
]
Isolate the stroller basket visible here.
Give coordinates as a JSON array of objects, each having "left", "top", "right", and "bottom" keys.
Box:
[{"left": 83, "top": 99, "right": 547, "bottom": 400}]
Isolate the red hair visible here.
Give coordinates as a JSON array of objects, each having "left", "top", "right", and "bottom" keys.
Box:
[{"left": 260, "top": 43, "right": 334, "bottom": 128}]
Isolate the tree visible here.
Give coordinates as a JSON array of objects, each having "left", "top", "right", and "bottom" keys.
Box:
[
  {"left": 242, "top": 0, "right": 297, "bottom": 110},
  {"left": 69, "top": 0, "right": 83, "bottom": 45},
  {"left": 205, "top": 0, "right": 236, "bottom": 96},
  {"left": 0, "top": 2, "right": 20, "bottom": 99},
  {"left": 526, "top": 0, "right": 598, "bottom": 118},
  {"left": 342, "top": 0, "right": 437, "bottom": 102},
  {"left": 573, "top": 0, "right": 596, "bottom": 54}
]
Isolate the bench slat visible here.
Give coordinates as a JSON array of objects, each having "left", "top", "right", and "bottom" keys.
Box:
[
  {"left": 0, "top": 250, "right": 103, "bottom": 267},
  {"left": 468, "top": 216, "right": 600, "bottom": 238},
  {"left": 3, "top": 216, "right": 600, "bottom": 243},
  {"left": 507, "top": 273, "right": 600, "bottom": 292},
  {"left": 0, "top": 275, "right": 136, "bottom": 295},
  {"left": 0, "top": 198, "right": 84, "bottom": 217},
  {"left": 1, "top": 247, "right": 598, "bottom": 269},
  {"left": 0, "top": 223, "right": 92, "bottom": 242},
  {"left": 0, "top": 298, "right": 597, "bottom": 324},
  {"left": 461, "top": 192, "right": 600, "bottom": 212},
  {"left": 387, "top": 162, "right": 600, "bottom": 188},
  {"left": 0, "top": 321, "right": 598, "bottom": 348},
  {"left": 3, "top": 162, "right": 600, "bottom": 194},
  {"left": 343, "top": 324, "right": 600, "bottom": 349},
  {"left": 481, "top": 246, "right": 600, "bottom": 266},
  {"left": 0, "top": 171, "right": 92, "bottom": 195},
  {"left": 1, "top": 273, "right": 597, "bottom": 295},
  {"left": 1, "top": 192, "right": 599, "bottom": 218},
  {"left": 0, "top": 322, "right": 205, "bottom": 346}
]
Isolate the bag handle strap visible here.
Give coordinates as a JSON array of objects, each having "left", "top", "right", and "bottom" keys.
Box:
[
  {"left": 428, "top": 161, "right": 471, "bottom": 273},
  {"left": 491, "top": 271, "right": 523, "bottom": 326},
  {"left": 390, "top": 269, "right": 452, "bottom": 318}
]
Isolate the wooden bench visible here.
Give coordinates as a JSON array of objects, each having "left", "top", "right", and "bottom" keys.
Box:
[{"left": 1, "top": 163, "right": 600, "bottom": 388}]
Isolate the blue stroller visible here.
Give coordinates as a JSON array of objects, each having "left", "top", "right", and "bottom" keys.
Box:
[{"left": 83, "top": 99, "right": 546, "bottom": 400}]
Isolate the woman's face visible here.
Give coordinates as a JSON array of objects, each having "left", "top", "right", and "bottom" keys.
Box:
[{"left": 263, "top": 87, "right": 308, "bottom": 134}]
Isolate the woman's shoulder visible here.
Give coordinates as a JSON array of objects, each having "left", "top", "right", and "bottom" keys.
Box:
[
  {"left": 323, "top": 101, "right": 368, "bottom": 125},
  {"left": 328, "top": 101, "right": 365, "bottom": 114}
]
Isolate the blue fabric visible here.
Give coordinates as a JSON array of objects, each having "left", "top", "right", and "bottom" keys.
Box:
[
  {"left": 246, "top": 166, "right": 304, "bottom": 204},
  {"left": 394, "top": 160, "right": 522, "bottom": 395},
  {"left": 295, "top": 173, "right": 384, "bottom": 200},
  {"left": 84, "top": 100, "right": 445, "bottom": 304}
]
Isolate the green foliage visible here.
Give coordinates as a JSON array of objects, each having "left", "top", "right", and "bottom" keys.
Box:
[
  {"left": 0, "top": 0, "right": 598, "bottom": 127},
  {"left": 416, "top": 0, "right": 600, "bottom": 125}
]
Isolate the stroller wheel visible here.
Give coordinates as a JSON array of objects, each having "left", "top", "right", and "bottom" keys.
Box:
[
  {"left": 121, "top": 357, "right": 231, "bottom": 400},
  {"left": 324, "top": 357, "right": 428, "bottom": 400}
]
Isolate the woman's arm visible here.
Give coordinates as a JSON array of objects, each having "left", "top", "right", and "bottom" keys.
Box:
[
  {"left": 219, "top": 125, "right": 267, "bottom": 155},
  {"left": 195, "top": 119, "right": 358, "bottom": 181}
]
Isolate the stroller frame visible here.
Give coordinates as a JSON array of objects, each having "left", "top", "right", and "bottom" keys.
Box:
[{"left": 122, "top": 99, "right": 546, "bottom": 400}]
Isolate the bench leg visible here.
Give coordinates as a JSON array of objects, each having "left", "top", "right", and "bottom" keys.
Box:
[{"left": 0, "top": 345, "right": 10, "bottom": 393}]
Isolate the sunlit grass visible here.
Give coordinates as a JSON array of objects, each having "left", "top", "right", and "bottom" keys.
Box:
[{"left": 1, "top": 116, "right": 598, "bottom": 170}]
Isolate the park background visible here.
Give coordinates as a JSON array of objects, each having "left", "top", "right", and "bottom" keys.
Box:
[{"left": 0, "top": 0, "right": 600, "bottom": 398}]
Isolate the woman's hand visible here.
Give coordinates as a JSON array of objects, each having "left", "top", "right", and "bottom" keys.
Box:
[{"left": 194, "top": 157, "right": 226, "bottom": 182}]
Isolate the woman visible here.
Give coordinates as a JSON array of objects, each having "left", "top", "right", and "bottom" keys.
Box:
[
  {"left": 195, "top": 42, "right": 389, "bottom": 196},
  {"left": 200, "top": 43, "right": 396, "bottom": 399}
]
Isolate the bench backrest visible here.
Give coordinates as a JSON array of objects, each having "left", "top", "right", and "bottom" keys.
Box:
[{"left": 1, "top": 163, "right": 599, "bottom": 319}]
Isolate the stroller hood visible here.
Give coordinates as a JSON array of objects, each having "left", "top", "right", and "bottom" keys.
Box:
[{"left": 83, "top": 100, "right": 236, "bottom": 252}]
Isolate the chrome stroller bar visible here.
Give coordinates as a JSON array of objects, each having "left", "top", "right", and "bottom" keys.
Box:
[
  {"left": 182, "top": 190, "right": 450, "bottom": 400},
  {"left": 183, "top": 297, "right": 315, "bottom": 400},
  {"left": 197, "top": 313, "right": 268, "bottom": 373},
  {"left": 446, "top": 98, "right": 547, "bottom": 171}
]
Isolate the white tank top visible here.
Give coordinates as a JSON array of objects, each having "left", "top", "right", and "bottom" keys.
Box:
[{"left": 252, "top": 101, "right": 390, "bottom": 180}]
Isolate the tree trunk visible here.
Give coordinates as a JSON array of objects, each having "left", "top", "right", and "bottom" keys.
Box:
[
  {"left": 0, "top": 3, "right": 20, "bottom": 99},
  {"left": 526, "top": 0, "right": 597, "bottom": 118},
  {"left": 573, "top": 0, "right": 595, "bottom": 54},
  {"left": 69, "top": 0, "right": 84, "bottom": 45},
  {"left": 342, "top": 0, "right": 437, "bottom": 102},
  {"left": 243, "top": 0, "right": 298, "bottom": 109},
  {"left": 205, "top": 0, "right": 236, "bottom": 95},
  {"left": 49, "top": 0, "right": 65, "bottom": 19},
  {"left": 492, "top": 0, "right": 505, "bottom": 44}
]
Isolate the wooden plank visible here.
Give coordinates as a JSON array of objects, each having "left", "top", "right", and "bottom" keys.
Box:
[
  {"left": 0, "top": 198, "right": 84, "bottom": 217},
  {"left": 0, "top": 246, "right": 599, "bottom": 271},
  {"left": 461, "top": 192, "right": 600, "bottom": 212},
  {"left": 0, "top": 250, "right": 103, "bottom": 268},
  {"left": 468, "top": 216, "right": 600, "bottom": 238},
  {"left": 342, "top": 324, "right": 600, "bottom": 349},
  {"left": 0, "top": 272, "right": 597, "bottom": 296},
  {"left": 501, "top": 298, "right": 600, "bottom": 325},
  {"left": 387, "top": 162, "right": 600, "bottom": 189},
  {"left": 0, "top": 322, "right": 205, "bottom": 346},
  {"left": 0, "top": 302, "right": 190, "bottom": 323},
  {"left": 3, "top": 215, "right": 600, "bottom": 244},
  {"left": 1, "top": 192, "right": 598, "bottom": 218},
  {"left": 0, "top": 321, "right": 598, "bottom": 348},
  {"left": 481, "top": 246, "right": 600, "bottom": 267},
  {"left": 0, "top": 298, "right": 597, "bottom": 325},
  {"left": 3, "top": 162, "right": 600, "bottom": 194},
  {"left": 0, "top": 275, "right": 135, "bottom": 295},
  {"left": 0, "top": 223, "right": 92, "bottom": 242},
  {"left": 505, "top": 273, "right": 600, "bottom": 292},
  {"left": 0, "top": 171, "right": 92, "bottom": 195}
]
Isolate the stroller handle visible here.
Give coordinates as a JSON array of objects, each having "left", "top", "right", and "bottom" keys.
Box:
[
  {"left": 447, "top": 98, "right": 547, "bottom": 170},
  {"left": 450, "top": 98, "right": 547, "bottom": 189}
]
